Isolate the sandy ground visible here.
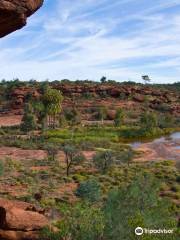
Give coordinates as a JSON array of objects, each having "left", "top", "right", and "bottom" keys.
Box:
[
  {"left": 0, "top": 114, "right": 22, "bottom": 127},
  {"left": 0, "top": 147, "right": 96, "bottom": 162},
  {"left": 0, "top": 141, "right": 179, "bottom": 163},
  {"left": 0, "top": 147, "right": 47, "bottom": 161}
]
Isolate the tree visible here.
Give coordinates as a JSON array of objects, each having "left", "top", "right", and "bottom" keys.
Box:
[
  {"left": 59, "top": 113, "right": 68, "bottom": 128},
  {"left": 32, "top": 101, "right": 46, "bottom": 130},
  {"left": 121, "top": 149, "right": 134, "bottom": 166},
  {"left": 64, "top": 107, "right": 81, "bottom": 139},
  {"left": 104, "top": 174, "right": 178, "bottom": 240},
  {"left": 114, "top": 108, "right": 125, "bottom": 127},
  {"left": 64, "top": 107, "right": 81, "bottom": 126},
  {"left": 0, "top": 161, "right": 4, "bottom": 176},
  {"left": 100, "top": 76, "right": 107, "bottom": 83},
  {"left": 40, "top": 81, "right": 50, "bottom": 94},
  {"left": 97, "top": 106, "right": 108, "bottom": 124},
  {"left": 76, "top": 179, "right": 101, "bottom": 202},
  {"left": 158, "top": 114, "right": 174, "bottom": 128},
  {"left": 21, "top": 103, "right": 36, "bottom": 133},
  {"left": 63, "top": 145, "right": 85, "bottom": 176},
  {"left": 142, "top": 75, "right": 151, "bottom": 84},
  {"left": 93, "top": 150, "right": 114, "bottom": 173},
  {"left": 140, "top": 111, "right": 158, "bottom": 131},
  {"left": 43, "top": 88, "right": 63, "bottom": 128},
  {"left": 45, "top": 143, "right": 59, "bottom": 162},
  {"left": 42, "top": 203, "right": 104, "bottom": 240}
]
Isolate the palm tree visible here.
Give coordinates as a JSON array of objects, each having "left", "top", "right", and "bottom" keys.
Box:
[{"left": 43, "top": 88, "right": 63, "bottom": 128}]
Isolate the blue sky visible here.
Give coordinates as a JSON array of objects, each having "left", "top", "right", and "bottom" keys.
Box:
[{"left": 1, "top": 0, "right": 180, "bottom": 83}]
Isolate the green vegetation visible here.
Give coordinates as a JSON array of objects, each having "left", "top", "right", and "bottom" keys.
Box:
[
  {"left": 76, "top": 179, "right": 101, "bottom": 202},
  {"left": 43, "top": 88, "right": 63, "bottom": 129},
  {"left": 114, "top": 108, "right": 125, "bottom": 127},
  {"left": 21, "top": 103, "right": 36, "bottom": 132},
  {"left": 63, "top": 145, "right": 86, "bottom": 176},
  {"left": 103, "top": 175, "right": 178, "bottom": 240},
  {"left": 0, "top": 161, "right": 4, "bottom": 176},
  {"left": 96, "top": 106, "right": 108, "bottom": 124},
  {"left": 0, "top": 79, "right": 179, "bottom": 239},
  {"left": 41, "top": 173, "right": 179, "bottom": 240},
  {"left": 93, "top": 150, "right": 114, "bottom": 173}
]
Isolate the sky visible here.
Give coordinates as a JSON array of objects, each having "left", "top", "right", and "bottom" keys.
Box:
[{"left": 0, "top": 0, "right": 180, "bottom": 83}]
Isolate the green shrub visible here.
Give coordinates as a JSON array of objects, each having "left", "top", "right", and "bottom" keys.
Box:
[
  {"left": 76, "top": 179, "right": 101, "bottom": 202},
  {"left": 93, "top": 150, "right": 114, "bottom": 173},
  {"left": 114, "top": 108, "right": 125, "bottom": 127},
  {"left": 0, "top": 161, "right": 4, "bottom": 176},
  {"left": 42, "top": 203, "right": 104, "bottom": 240},
  {"left": 21, "top": 103, "right": 37, "bottom": 132},
  {"left": 72, "top": 174, "right": 87, "bottom": 183},
  {"left": 104, "top": 174, "right": 178, "bottom": 240}
]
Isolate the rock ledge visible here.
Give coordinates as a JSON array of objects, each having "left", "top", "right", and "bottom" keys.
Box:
[{"left": 0, "top": 0, "right": 44, "bottom": 37}]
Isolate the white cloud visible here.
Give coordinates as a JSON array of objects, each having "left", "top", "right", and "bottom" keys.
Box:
[{"left": 0, "top": 0, "right": 180, "bottom": 83}]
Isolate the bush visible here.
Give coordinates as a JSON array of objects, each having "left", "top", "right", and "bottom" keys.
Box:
[
  {"left": 158, "top": 114, "right": 174, "bottom": 128},
  {"left": 140, "top": 111, "right": 158, "bottom": 130},
  {"left": 0, "top": 161, "right": 4, "bottom": 176},
  {"left": 76, "top": 179, "right": 101, "bottom": 202},
  {"left": 42, "top": 203, "right": 104, "bottom": 240},
  {"left": 93, "top": 150, "right": 114, "bottom": 173},
  {"left": 21, "top": 103, "right": 36, "bottom": 132},
  {"left": 104, "top": 174, "right": 178, "bottom": 240},
  {"left": 114, "top": 108, "right": 125, "bottom": 127}
]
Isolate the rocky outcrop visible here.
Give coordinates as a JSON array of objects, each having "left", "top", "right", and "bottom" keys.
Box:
[
  {"left": 0, "top": 198, "right": 49, "bottom": 240},
  {"left": 0, "top": 0, "right": 44, "bottom": 37},
  {"left": 5, "top": 83, "right": 179, "bottom": 117},
  {"left": 10, "top": 87, "right": 41, "bottom": 110}
]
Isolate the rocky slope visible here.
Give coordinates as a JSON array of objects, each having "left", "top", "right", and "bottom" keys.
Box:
[
  {"left": 0, "top": 0, "right": 44, "bottom": 37},
  {"left": 0, "top": 198, "right": 48, "bottom": 240},
  {"left": 6, "top": 83, "right": 180, "bottom": 118}
]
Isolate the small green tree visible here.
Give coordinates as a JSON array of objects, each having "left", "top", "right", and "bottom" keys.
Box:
[
  {"left": 64, "top": 107, "right": 81, "bottom": 126},
  {"left": 104, "top": 174, "right": 178, "bottom": 240},
  {"left": 100, "top": 76, "right": 107, "bottom": 83},
  {"left": 122, "top": 149, "right": 134, "bottom": 166},
  {"left": 76, "top": 179, "right": 101, "bottom": 202},
  {"left": 114, "top": 108, "right": 125, "bottom": 127},
  {"left": 97, "top": 106, "right": 108, "bottom": 124},
  {"left": 21, "top": 103, "right": 36, "bottom": 132},
  {"left": 42, "top": 203, "right": 104, "bottom": 240},
  {"left": 59, "top": 113, "right": 68, "bottom": 128},
  {"left": 158, "top": 114, "right": 174, "bottom": 128},
  {"left": 142, "top": 75, "right": 151, "bottom": 84},
  {"left": 63, "top": 145, "right": 85, "bottom": 176},
  {"left": 45, "top": 143, "right": 59, "bottom": 162},
  {"left": 140, "top": 111, "right": 158, "bottom": 131},
  {"left": 0, "top": 161, "right": 4, "bottom": 176},
  {"left": 64, "top": 107, "right": 81, "bottom": 139},
  {"left": 93, "top": 150, "right": 114, "bottom": 173},
  {"left": 32, "top": 101, "right": 46, "bottom": 130}
]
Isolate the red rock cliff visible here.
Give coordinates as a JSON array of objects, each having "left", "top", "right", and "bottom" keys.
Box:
[{"left": 0, "top": 0, "right": 44, "bottom": 37}]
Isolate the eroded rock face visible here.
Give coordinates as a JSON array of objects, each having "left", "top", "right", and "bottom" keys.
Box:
[
  {"left": 0, "top": 0, "right": 44, "bottom": 37},
  {"left": 0, "top": 198, "right": 48, "bottom": 240}
]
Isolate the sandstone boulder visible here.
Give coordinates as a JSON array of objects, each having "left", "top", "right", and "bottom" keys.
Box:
[
  {"left": 0, "top": 198, "right": 48, "bottom": 240},
  {"left": 0, "top": 229, "right": 39, "bottom": 240},
  {"left": 0, "top": 0, "right": 44, "bottom": 37}
]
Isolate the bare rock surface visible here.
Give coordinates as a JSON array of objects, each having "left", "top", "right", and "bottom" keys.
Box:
[
  {"left": 0, "top": 198, "right": 48, "bottom": 240},
  {"left": 0, "top": 0, "right": 44, "bottom": 37},
  {"left": 134, "top": 139, "right": 180, "bottom": 162}
]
